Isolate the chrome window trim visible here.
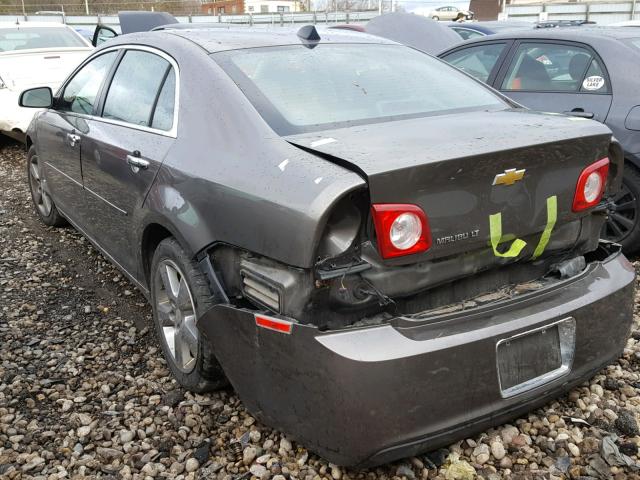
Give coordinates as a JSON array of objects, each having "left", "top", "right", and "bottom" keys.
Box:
[{"left": 58, "top": 44, "right": 180, "bottom": 138}]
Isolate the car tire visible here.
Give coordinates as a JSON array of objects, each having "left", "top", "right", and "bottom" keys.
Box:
[
  {"left": 150, "top": 237, "right": 227, "bottom": 392},
  {"left": 432, "top": 15, "right": 439, "bottom": 20},
  {"left": 26, "top": 145, "right": 66, "bottom": 227},
  {"left": 603, "top": 163, "right": 640, "bottom": 254}
]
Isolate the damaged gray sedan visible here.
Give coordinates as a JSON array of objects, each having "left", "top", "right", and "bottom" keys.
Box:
[{"left": 20, "top": 26, "right": 635, "bottom": 467}]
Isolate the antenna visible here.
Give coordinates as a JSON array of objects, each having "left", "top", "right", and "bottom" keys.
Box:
[{"left": 297, "top": 25, "right": 321, "bottom": 49}]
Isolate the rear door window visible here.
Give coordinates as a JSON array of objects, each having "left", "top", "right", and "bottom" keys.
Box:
[
  {"left": 441, "top": 43, "right": 507, "bottom": 83},
  {"left": 501, "top": 42, "right": 607, "bottom": 92},
  {"left": 102, "top": 50, "right": 171, "bottom": 128},
  {"left": 579, "top": 58, "right": 610, "bottom": 93},
  {"left": 150, "top": 68, "right": 176, "bottom": 131}
]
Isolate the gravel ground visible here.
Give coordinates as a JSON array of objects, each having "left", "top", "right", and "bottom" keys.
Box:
[{"left": 2, "top": 137, "right": 640, "bottom": 480}]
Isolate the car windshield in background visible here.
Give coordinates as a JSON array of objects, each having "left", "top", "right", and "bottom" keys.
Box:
[
  {"left": 215, "top": 44, "right": 505, "bottom": 135},
  {"left": 0, "top": 27, "right": 86, "bottom": 51},
  {"left": 626, "top": 38, "right": 640, "bottom": 50}
]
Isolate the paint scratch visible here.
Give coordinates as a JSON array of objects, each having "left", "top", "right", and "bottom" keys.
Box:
[
  {"left": 310, "top": 138, "right": 336, "bottom": 148},
  {"left": 278, "top": 159, "right": 289, "bottom": 171}
]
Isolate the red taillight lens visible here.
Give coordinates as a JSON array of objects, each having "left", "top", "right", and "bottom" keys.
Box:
[
  {"left": 572, "top": 158, "right": 609, "bottom": 212},
  {"left": 371, "top": 204, "right": 431, "bottom": 259}
]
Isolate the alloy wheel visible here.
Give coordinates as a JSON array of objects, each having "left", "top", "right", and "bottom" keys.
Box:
[
  {"left": 28, "top": 154, "right": 52, "bottom": 217},
  {"left": 603, "top": 182, "right": 637, "bottom": 243},
  {"left": 154, "top": 259, "right": 199, "bottom": 373}
]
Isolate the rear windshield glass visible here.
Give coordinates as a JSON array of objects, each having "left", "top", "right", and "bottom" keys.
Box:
[
  {"left": 0, "top": 27, "right": 86, "bottom": 51},
  {"left": 214, "top": 43, "right": 506, "bottom": 135}
]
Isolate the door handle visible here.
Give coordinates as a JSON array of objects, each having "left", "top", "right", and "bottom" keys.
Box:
[
  {"left": 66, "top": 133, "right": 81, "bottom": 147},
  {"left": 564, "top": 109, "right": 594, "bottom": 119},
  {"left": 126, "top": 154, "right": 149, "bottom": 172}
]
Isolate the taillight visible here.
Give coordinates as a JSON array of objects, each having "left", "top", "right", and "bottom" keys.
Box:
[
  {"left": 572, "top": 158, "right": 609, "bottom": 212},
  {"left": 371, "top": 204, "right": 431, "bottom": 259}
]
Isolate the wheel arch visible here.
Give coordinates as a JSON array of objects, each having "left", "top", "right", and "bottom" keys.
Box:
[{"left": 139, "top": 217, "right": 196, "bottom": 289}]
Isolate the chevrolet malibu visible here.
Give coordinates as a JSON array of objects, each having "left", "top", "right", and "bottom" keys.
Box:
[{"left": 19, "top": 26, "right": 635, "bottom": 467}]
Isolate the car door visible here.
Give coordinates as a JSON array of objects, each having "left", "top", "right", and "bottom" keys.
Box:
[
  {"left": 36, "top": 51, "right": 118, "bottom": 220},
  {"left": 440, "top": 42, "right": 513, "bottom": 85},
  {"left": 495, "top": 40, "right": 613, "bottom": 122},
  {"left": 80, "top": 47, "right": 177, "bottom": 277}
]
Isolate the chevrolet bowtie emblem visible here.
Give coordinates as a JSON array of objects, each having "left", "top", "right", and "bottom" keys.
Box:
[{"left": 493, "top": 168, "right": 526, "bottom": 186}]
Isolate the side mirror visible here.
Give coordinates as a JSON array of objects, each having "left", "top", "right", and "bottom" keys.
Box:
[
  {"left": 92, "top": 25, "right": 118, "bottom": 47},
  {"left": 19, "top": 87, "right": 53, "bottom": 108}
]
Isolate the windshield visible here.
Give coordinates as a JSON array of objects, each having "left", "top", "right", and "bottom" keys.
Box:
[
  {"left": 215, "top": 43, "right": 506, "bottom": 135},
  {"left": 626, "top": 38, "right": 640, "bottom": 50},
  {"left": 0, "top": 27, "right": 86, "bottom": 52}
]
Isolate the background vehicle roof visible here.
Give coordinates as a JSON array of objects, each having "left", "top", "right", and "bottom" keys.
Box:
[
  {"left": 451, "top": 26, "right": 640, "bottom": 46},
  {"left": 447, "top": 20, "right": 535, "bottom": 34},
  {"left": 365, "top": 12, "right": 462, "bottom": 54},
  {"left": 159, "top": 26, "right": 396, "bottom": 53}
]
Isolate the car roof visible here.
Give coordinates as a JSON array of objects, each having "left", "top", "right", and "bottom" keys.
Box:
[
  {"left": 454, "top": 26, "right": 640, "bottom": 45},
  {"left": 160, "top": 26, "right": 396, "bottom": 53},
  {"left": 451, "top": 20, "right": 534, "bottom": 32},
  {"left": 365, "top": 12, "right": 462, "bottom": 54}
]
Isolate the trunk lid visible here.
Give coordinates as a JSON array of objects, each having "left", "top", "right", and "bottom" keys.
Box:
[{"left": 286, "top": 109, "right": 614, "bottom": 262}]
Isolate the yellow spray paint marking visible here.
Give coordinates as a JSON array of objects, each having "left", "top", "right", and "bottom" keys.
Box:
[
  {"left": 489, "top": 212, "right": 527, "bottom": 258},
  {"left": 489, "top": 195, "right": 558, "bottom": 259},
  {"left": 532, "top": 195, "right": 557, "bottom": 259}
]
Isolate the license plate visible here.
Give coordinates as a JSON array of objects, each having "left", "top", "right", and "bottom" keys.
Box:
[{"left": 497, "top": 318, "right": 575, "bottom": 398}]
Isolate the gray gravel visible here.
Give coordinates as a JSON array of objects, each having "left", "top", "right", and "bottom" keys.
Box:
[{"left": 2, "top": 137, "right": 640, "bottom": 479}]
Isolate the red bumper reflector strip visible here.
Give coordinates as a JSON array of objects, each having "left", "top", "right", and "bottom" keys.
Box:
[{"left": 255, "top": 315, "right": 293, "bottom": 334}]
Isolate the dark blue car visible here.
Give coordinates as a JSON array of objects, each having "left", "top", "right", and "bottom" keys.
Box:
[{"left": 441, "top": 27, "right": 640, "bottom": 252}]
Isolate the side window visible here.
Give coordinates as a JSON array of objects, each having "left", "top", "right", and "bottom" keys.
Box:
[
  {"left": 580, "top": 58, "right": 610, "bottom": 93},
  {"left": 501, "top": 43, "right": 595, "bottom": 92},
  {"left": 60, "top": 51, "right": 118, "bottom": 114},
  {"left": 102, "top": 50, "right": 170, "bottom": 127},
  {"left": 441, "top": 43, "right": 506, "bottom": 83},
  {"left": 151, "top": 68, "right": 176, "bottom": 131}
]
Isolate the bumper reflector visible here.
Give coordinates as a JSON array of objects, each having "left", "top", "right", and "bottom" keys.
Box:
[{"left": 255, "top": 314, "right": 293, "bottom": 334}]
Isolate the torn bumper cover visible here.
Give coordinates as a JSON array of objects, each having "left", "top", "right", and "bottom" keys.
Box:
[{"left": 197, "top": 245, "right": 635, "bottom": 467}]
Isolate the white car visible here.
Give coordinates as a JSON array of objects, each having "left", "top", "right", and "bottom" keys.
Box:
[
  {"left": 428, "top": 6, "right": 474, "bottom": 21},
  {"left": 0, "top": 22, "right": 92, "bottom": 139}
]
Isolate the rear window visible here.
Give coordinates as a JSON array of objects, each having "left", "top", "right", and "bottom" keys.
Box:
[
  {"left": 0, "top": 27, "right": 86, "bottom": 51},
  {"left": 215, "top": 43, "right": 505, "bottom": 135}
]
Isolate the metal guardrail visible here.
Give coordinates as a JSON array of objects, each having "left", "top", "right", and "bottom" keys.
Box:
[
  {"left": 0, "top": 10, "right": 378, "bottom": 27},
  {"left": 505, "top": 1, "right": 639, "bottom": 25}
]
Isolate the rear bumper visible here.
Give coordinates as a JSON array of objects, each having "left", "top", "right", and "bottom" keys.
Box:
[{"left": 197, "top": 244, "right": 635, "bottom": 467}]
